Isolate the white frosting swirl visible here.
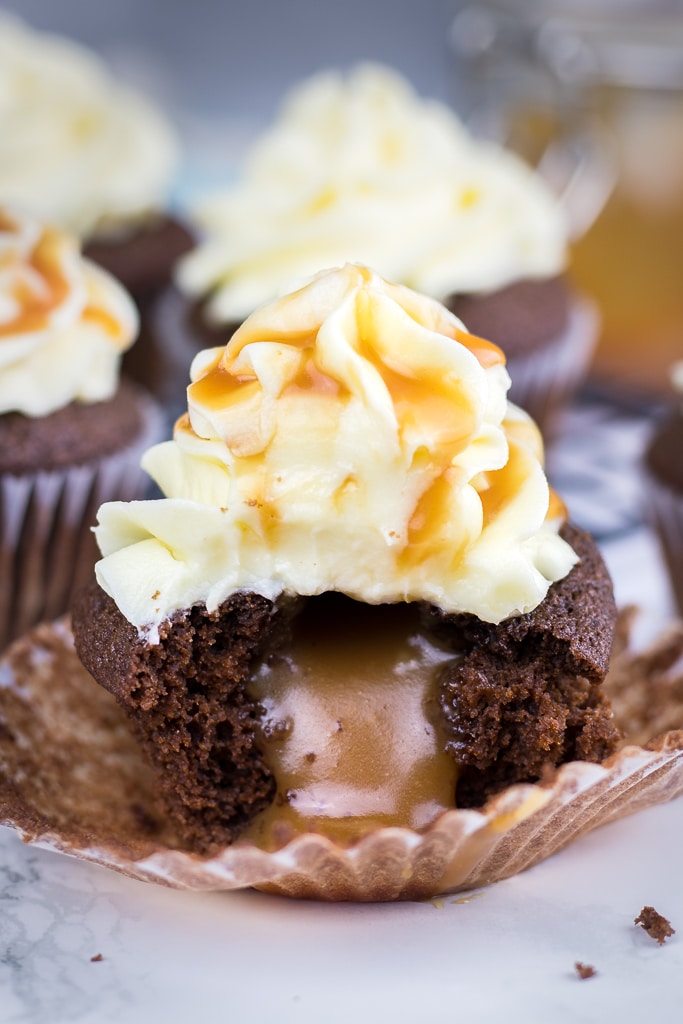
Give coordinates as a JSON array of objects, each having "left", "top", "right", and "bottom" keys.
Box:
[
  {"left": 0, "top": 206, "right": 138, "bottom": 416},
  {"left": 0, "top": 14, "right": 178, "bottom": 239},
  {"left": 178, "top": 64, "right": 567, "bottom": 324},
  {"left": 95, "top": 264, "right": 576, "bottom": 639}
]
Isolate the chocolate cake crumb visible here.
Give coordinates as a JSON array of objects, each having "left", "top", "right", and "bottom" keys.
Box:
[
  {"left": 90, "top": 953, "right": 104, "bottom": 963},
  {"left": 634, "top": 906, "right": 675, "bottom": 944},
  {"left": 574, "top": 962, "right": 596, "bottom": 979}
]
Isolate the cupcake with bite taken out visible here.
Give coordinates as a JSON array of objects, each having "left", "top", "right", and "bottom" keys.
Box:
[
  {"left": 0, "top": 13, "right": 194, "bottom": 403},
  {"left": 72, "top": 263, "right": 618, "bottom": 859},
  {"left": 170, "top": 64, "right": 597, "bottom": 438},
  {"left": 0, "top": 205, "right": 164, "bottom": 649}
]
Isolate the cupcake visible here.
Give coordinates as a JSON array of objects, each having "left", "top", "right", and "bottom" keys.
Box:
[
  {"left": 643, "top": 362, "right": 683, "bottom": 615},
  {"left": 0, "top": 13, "right": 194, "bottom": 401},
  {"left": 172, "top": 64, "right": 597, "bottom": 438},
  {"left": 71, "top": 264, "right": 619, "bottom": 861},
  {"left": 0, "top": 205, "right": 164, "bottom": 649}
]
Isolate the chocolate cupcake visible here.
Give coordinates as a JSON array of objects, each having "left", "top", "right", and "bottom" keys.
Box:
[
  {"left": 0, "top": 206, "right": 164, "bottom": 649},
  {"left": 643, "top": 363, "right": 683, "bottom": 615},
  {"left": 172, "top": 64, "right": 597, "bottom": 438},
  {"left": 0, "top": 13, "right": 194, "bottom": 402},
  {"left": 72, "top": 264, "right": 619, "bottom": 861}
]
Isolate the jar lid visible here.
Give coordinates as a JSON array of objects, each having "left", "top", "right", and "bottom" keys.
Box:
[{"left": 451, "top": 2, "right": 683, "bottom": 90}]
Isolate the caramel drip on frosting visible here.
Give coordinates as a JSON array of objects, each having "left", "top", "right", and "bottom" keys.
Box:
[
  {"left": 452, "top": 327, "right": 505, "bottom": 369},
  {"left": 0, "top": 226, "right": 71, "bottom": 338},
  {"left": 243, "top": 596, "right": 459, "bottom": 850}
]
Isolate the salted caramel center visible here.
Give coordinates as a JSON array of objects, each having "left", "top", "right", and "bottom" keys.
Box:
[{"left": 243, "top": 596, "right": 459, "bottom": 849}]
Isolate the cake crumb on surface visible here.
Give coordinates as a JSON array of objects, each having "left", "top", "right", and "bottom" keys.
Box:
[
  {"left": 574, "top": 962, "right": 596, "bottom": 979},
  {"left": 634, "top": 906, "right": 675, "bottom": 944}
]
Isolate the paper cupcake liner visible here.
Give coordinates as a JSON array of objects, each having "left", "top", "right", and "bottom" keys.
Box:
[
  {"left": 0, "top": 393, "right": 164, "bottom": 651},
  {"left": 642, "top": 471, "right": 683, "bottom": 616},
  {"left": 1, "top": 615, "right": 682, "bottom": 901},
  {"left": 506, "top": 297, "right": 599, "bottom": 443}
]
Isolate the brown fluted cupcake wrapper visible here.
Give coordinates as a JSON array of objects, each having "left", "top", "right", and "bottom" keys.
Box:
[
  {"left": 0, "top": 394, "right": 164, "bottom": 651},
  {"left": 507, "top": 298, "right": 599, "bottom": 443},
  {"left": 1, "top": 616, "right": 683, "bottom": 902},
  {"left": 643, "top": 472, "right": 683, "bottom": 617}
]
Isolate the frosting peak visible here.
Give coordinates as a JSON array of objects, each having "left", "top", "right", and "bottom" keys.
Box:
[
  {"left": 95, "top": 265, "right": 576, "bottom": 635},
  {"left": 0, "top": 206, "right": 138, "bottom": 416}
]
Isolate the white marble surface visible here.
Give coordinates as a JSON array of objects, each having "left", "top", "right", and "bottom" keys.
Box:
[{"left": 1, "top": 792, "right": 682, "bottom": 1024}]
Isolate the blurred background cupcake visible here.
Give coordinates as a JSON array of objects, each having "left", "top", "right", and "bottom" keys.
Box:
[
  {"left": 0, "top": 205, "right": 164, "bottom": 649},
  {"left": 170, "top": 63, "right": 595, "bottom": 440},
  {"left": 643, "top": 362, "right": 683, "bottom": 616},
  {"left": 0, "top": 12, "right": 194, "bottom": 402}
]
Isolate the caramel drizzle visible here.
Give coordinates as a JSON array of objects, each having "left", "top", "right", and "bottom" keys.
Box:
[{"left": 0, "top": 219, "right": 122, "bottom": 341}]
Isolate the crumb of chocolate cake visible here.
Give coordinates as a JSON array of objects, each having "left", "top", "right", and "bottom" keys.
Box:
[
  {"left": 574, "top": 962, "right": 596, "bottom": 979},
  {"left": 634, "top": 906, "right": 675, "bottom": 944},
  {"left": 90, "top": 953, "right": 104, "bottom": 962}
]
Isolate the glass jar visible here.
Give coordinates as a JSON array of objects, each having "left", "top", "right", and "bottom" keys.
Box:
[{"left": 450, "top": 1, "right": 683, "bottom": 395}]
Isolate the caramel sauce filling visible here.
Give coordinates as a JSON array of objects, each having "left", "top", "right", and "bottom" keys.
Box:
[{"left": 243, "top": 595, "right": 459, "bottom": 850}]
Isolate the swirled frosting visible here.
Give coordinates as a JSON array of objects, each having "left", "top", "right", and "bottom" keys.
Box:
[
  {"left": 0, "top": 13, "right": 178, "bottom": 239},
  {"left": 177, "top": 64, "right": 567, "bottom": 324},
  {"left": 95, "top": 264, "right": 576, "bottom": 639},
  {"left": 0, "top": 206, "right": 138, "bottom": 416}
]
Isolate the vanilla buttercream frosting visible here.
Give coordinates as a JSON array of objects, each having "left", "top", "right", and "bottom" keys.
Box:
[
  {"left": 0, "top": 206, "right": 138, "bottom": 416},
  {"left": 0, "top": 14, "right": 178, "bottom": 239},
  {"left": 95, "top": 264, "right": 576, "bottom": 638},
  {"left": 177, "top": 64, "right": 568, "bottom": 325}
]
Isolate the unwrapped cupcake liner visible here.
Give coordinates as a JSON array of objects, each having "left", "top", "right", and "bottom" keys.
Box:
[
  {"left": 1, "top": 615, "right": 682, "bottom": 902},
  {"left": 0, "top": 392, "right": 164, "bottom": 651},
  {"left": 507, "top": 297, "right": 599, "bottom": 443},
  {"left": 643, "top": 471, "right": 683, "bottom": 616}
]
